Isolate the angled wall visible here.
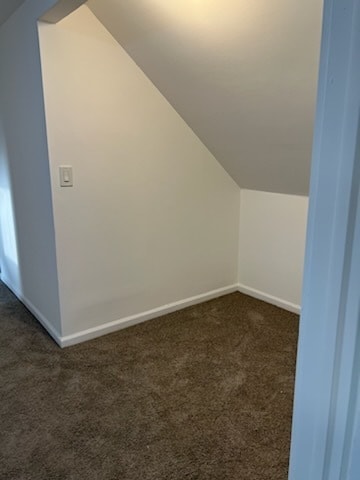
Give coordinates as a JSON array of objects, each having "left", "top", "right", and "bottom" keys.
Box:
[
  {"left": 38, "top": 6, "right": 241, "bottom": 344},
  {"left": 0, "top": 0, "right": 311, "bottom": 347},
  {"left": 88, "top": 0, "right": 323, "bottom": 195}
]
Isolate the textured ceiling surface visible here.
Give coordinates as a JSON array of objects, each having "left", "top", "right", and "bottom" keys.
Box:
[{"left": 0, "top": 0, "right": 26, "bottom": 26}]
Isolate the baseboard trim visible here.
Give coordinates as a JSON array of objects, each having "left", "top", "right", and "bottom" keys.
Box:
[
  {"left": 237, "top": 283, "right": 301, "bottom": 314},
  {"left": 0, "top": 274, "right": 62, "bottom": 345},
  {"left": 60, "top": 284, "right": 239, "bottom": 347},
  {"left": 1, "top": 275, "right": 299, "bottom": 348}
]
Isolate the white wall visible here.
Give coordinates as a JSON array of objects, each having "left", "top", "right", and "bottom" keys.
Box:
[
  {"left": 38, "top": 6, "right": 240, "bottom": 340},
  {"left": 238, "top": 189, "right": 308, "bottom": 311},
  {"left": 0, "top": 0, "right": 62, "bottom": 337},
  {"left": 0, "top": 1, "right": 309, "bottom": 346}
]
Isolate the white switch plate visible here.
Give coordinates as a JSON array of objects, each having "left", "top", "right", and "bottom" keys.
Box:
[{"left": 59, "top": 166, "right": 73, "bottom": 187}]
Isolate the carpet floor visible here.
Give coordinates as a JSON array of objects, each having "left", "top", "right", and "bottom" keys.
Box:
[{"left": 0, "top": 281, "right": 299, "bottom": 480}]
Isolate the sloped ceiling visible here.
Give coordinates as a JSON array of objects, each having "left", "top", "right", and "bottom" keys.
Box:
[
  {"left": 0, "top": 0, "right": 26, "bottom": 26},
  {"left": 87, "top": 0, "right": 323, "bottom": 195}
]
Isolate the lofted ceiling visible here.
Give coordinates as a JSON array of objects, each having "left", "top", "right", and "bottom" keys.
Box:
[
  {"left": 87, "top": 0, "right": 323, "bottom": 195},
  {"left": 0, "top": 1, "right": 323, "bottom": 194},
  {"left": 0, "top": 0, "right": 26, "bottom": 26}
]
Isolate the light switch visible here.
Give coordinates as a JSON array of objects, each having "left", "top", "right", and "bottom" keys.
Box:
[{"left": 59, "top": 166, "right": 73, "bottom": 187}]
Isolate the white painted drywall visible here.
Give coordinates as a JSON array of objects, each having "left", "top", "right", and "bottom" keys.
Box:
[
  {"left": 0, "top": 0, "right": 63, "bottom": 335},
  {"left": 38, "top": 6, "right": 240, "bottom": 338},
  {"left": 238, "top": 189, "right": 308, "bottom": 309},
  {"left": 88, "top": 0, "right": 323, "bottom": 195}
]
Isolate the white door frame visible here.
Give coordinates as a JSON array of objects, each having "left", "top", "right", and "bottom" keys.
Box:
[{"left": 289, "top": 0, "right": 360, "bottom": 478}]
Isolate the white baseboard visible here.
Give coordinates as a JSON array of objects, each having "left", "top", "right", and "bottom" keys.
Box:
[
  {"left": 60, "top": 284, "right": 239, "bottom": 347},
  {"left": 1, "top": 274, "right": 62, "bottom": 345},
  {"left": 237, "top": 283, "right": 301, "bottom": 314},
  {"left": 1, "top": 274, "right": 299, "bottom": 348}
]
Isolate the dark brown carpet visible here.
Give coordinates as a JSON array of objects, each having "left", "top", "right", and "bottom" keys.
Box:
[{"left": 0, "top": 281, "right": 298, "bottom": 480}]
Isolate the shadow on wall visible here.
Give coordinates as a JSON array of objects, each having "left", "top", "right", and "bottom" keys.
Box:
[{"left": 0, "top": 120, "right": 22, "bottom": 292}]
